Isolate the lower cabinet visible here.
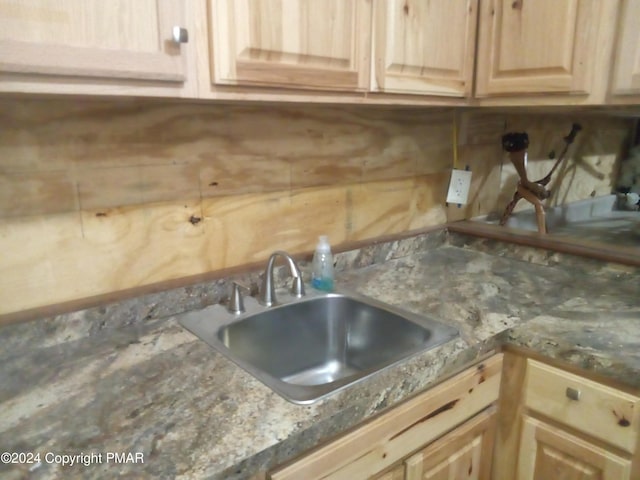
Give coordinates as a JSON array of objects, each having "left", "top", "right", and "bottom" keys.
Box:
[
  {"left": 270, "top": 354, "right": 503, "bottom": 480},
  {"left": 371, "top": 408, "right": 496, "bottom": 480},
  {"left": 518, "top": 415, "right": 632, "bottom": 480},
  {"left": 404, "top": 407, "right": 495, "bottom": 480},
  {"left": 493, "top": 353, "right": 640, "bottom": 480},
  {"left": 371, "top": 464, "right": 405, "bottom": 480}
]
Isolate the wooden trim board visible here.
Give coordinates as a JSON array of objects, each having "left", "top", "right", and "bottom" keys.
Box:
[{"left": 448, "top": 221, "right": 640, "bottom": 267}]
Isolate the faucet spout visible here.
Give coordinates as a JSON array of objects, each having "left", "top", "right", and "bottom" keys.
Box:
[{"left": 259, "top": 250, "right": 305, "bottom": 307}]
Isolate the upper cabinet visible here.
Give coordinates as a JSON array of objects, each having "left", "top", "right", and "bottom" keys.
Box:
[
  {"left": 475, "top": 0, "right": 599, "bottom": 97},
  {"left": 611, "top": 0, "right": 640, "bottom": 96},
  {"left": 0, "top": 0, "right": 194, "bottom": 96},
  {"left": 0, "top": 0, "right": 637, "bottom": 105},
  {"left": 208, "top": 0, "right": 371, "bottom": 92},
  {"left": 372, "top": 0, "right": 478, "bottom": 97}
]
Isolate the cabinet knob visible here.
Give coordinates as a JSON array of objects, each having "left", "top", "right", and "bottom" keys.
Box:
[
  {"left": 566, "top": 387, "right": 581, "bottom": 401},
  {"left": 172, "top": 26, "right": 189, "bottom": 44}
]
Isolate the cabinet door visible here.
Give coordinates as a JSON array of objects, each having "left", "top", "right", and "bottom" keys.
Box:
[
  {"left": 475, "top": 0, "right": 599, "bottom": 96},
  {"left": 404, "top": 407, "right": 495, "bottom": 480},
  {"left": 371, "top": 464, "right": 405, "bottom": 480},
  {"left": 0, "top": 0, "right": 188, "bottom": 83},
  {"left": 209, "top": 0, "right": 371, "bottom": 91},
  {"left": 611, "top": 0, "right": 640, "bottom": 95},
  {"left": 517, "top": 416, "right": 632, "bottom": 480},
  {"left": 524, "top": 359, "right": 640, "bottom": 454},
  {"left": 373, "top": 0, "right": 478, "bottom": 97}
]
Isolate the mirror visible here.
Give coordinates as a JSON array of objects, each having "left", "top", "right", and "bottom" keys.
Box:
[{"left": 455, "top": 112, "right": 640, "bottom": 266}]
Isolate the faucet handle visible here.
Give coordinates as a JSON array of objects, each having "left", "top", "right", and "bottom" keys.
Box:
[
  {"left": 291, "top": 274, "right": 305, "bottom": 298},
  {"left": 228, "top": 281, "right": 250, "bottom": 315}
]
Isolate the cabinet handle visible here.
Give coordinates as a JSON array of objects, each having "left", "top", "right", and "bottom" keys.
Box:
[
  {"left": 566, "top": 387, "right": 581, "bottom": 401},
  {"left": 172, "top": 26, "right": 189, "bottom": 44}
]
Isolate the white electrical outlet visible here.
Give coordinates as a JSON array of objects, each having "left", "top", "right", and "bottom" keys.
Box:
[{"left": 446, "top": 169, "right": 472, "bottom": 205}]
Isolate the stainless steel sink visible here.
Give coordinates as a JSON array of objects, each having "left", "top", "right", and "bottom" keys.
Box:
[{"left": 179, "top": 290, "right": 458, "bottom": 404}]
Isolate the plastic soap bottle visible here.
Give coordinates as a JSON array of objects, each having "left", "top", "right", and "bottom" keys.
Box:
[{"left": 311, "top": 235, "right": 335, "bottom": 292}]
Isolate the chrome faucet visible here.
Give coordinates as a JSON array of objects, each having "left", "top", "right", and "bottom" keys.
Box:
[{"left": 259, "top": 251, "right": 305, "bottom": 307}]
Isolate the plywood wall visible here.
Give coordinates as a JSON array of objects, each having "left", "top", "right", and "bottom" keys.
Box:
[
  {"left": 0, "top": 98, "right": 461, "bottom": 317},
  {"left": 1, "top": 99, "right": 630, "bottom": 319}
]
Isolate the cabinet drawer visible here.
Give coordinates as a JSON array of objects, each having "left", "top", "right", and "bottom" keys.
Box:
[{"left": 524, "top": 359, "right": 640, "bottom": 453}]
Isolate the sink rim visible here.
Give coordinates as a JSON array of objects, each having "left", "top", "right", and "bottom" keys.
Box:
[{"left": 178, "top": 288, "right": 459, "bottom": 404}]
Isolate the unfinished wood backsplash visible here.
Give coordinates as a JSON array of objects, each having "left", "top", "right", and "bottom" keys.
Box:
[
  {"left": 1, "top": 98, "right": 632, "bottom": 319},
  {"left": 0, "top": 98, "right": 469, "bottom": 318}
]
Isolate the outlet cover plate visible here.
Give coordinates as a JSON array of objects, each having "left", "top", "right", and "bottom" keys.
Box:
[{"left": 446, "top": 169, "right": 472, "bottom": 205}]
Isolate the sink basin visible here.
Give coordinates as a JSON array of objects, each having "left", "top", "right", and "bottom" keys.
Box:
[{"left": 179, "top": 290, "right": 458, "bottom": 404}]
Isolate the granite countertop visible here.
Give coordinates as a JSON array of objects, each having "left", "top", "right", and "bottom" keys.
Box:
[{"left": 1, "top": 232, "right": 638, "bottom": 479}]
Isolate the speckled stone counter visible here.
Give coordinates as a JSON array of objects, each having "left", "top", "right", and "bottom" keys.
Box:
[{"left": 1, "top": 231, "right": 638, "bottom": 479}]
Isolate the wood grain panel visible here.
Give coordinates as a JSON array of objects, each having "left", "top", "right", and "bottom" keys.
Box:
[
  {"left": 348, "top": 174, "right": 448, "bottom": 240},
  {"left": 1, "top": 211, "right": 84, "bottom": 313},
  {"left": 374, "top": 0, "right": 478, "bottom": 97},
  {"left": 404, "top": 407, "right": 496, "bottom": 480},
  {"left": 78, "top": 164, "right": 201, "bottom": 210},
  {"left": 290, "top": 155, "right": 363, "bottom": 189},
  {"left": 475, "top": 0, "right": 600, "bottom": 96},
  {"left": 0, "top": 201, "right": 207, "bottom": 314},
  {"left": 491, "top": 352, "right": 528, "bottom": 480},
  {"left": 371, "top": 464, "right": 404, "bottom": 480},
  {"left": 525, "top": 359, "right": 640, "bottom": 453},
  {"left": 0, "top": 98, "right": 460, "bottom": 317},
  {"left": 4, "top": 98, "right": 628, "bottom": 318},
  {"left": 0, "top": 170, "right": 76, "bottom": 217},
  {"left": 0, "top": 0, "right": 188, "bottom": 83},
  {"left": 611, "top": 0, "right": 640, "bottom": 96},
  {"left": 209, "top": 0, "right": 371, "bottom": 91},
  {"left": 199, "top": 154, "right": 291, "bottom": 196},
  {"left": 518, "top": 416, "right": 632, "bottom": 480},
  {"left": 81, "top": 200, "right": 206, "bottom": 285}
]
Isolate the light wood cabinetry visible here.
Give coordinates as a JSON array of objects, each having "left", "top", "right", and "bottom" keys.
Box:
[
  {"left": 518, "top": 415, "right": 632, "bottom": 480},
  {"left": 611, "top": 0, "right": 640, "bottom": 97},
  {"left": 493, "top": 353, "right": 640, "bottom": 480},
  {"left": 270, "top": 354, "right": 502, "bottom": 480},
  {"left": 523, "top": 359, "right": 640, "bottom": 454},
  {"left": 208, "top": 0, "right": 371, "bottom": 92},
  {"left": 372, "top": 0, "right": 478, "bottom": 97},
  {"left": 0, "top": 0, "right": 195, "bottom": 96},
  {"left": 371, "top": 464, "right": 405, "bottom": 480},
  {"left": 405, "top": 407, "right": 495, "bottom": 480},
  {"left": 475, "top": 0, "right": 600, "bottom": 97},
  {"left": 0, "top": 0, "right": 636, "bottom": 105}
]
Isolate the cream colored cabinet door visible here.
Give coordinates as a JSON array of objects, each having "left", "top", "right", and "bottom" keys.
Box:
[
  {"left": 475, "top": 0, "right": 599, "bottom": 97},
  {"left": 0, "top": 0, "right": 188, "bottom": 84},
  {"left": 209, "top": 0, "right": 371, "bottom": 91},
  {"left": 517, "top": 416, "right": 632, "bottom": 480},
  {"left": 404, "top": 408, "right": 495, "bottom": 480},
  {"left": 373, "top": 0, "right": 478, "bottom": 97},
  {"left": 611, "top": 0, "right": 640, "bottom": 96}
]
